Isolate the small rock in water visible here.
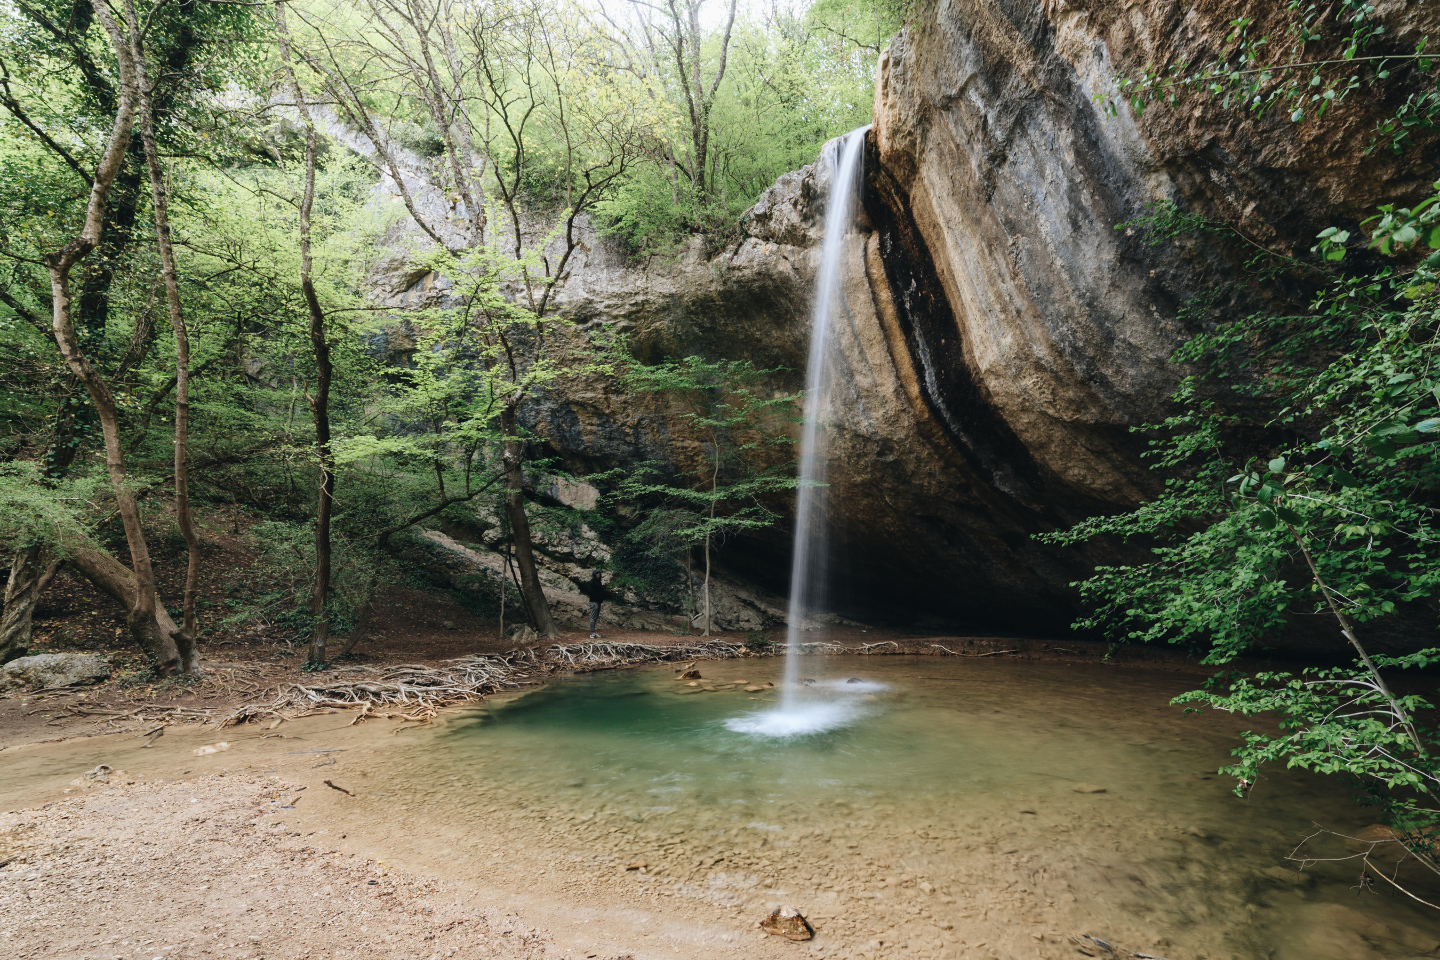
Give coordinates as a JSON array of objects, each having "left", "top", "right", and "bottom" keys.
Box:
[
  {"left": 679, "top": 669, "right": 702, "bottom": 680},
  {"left": 626, "top": 860, "right": 648, "bottom": 871},
  {"left": 193, "top": 742, "right": 231, "bottom": 756},
  {"left": 797, "top": 678, "right": 816, "bottom": 686},
  {"left": 1072, "top": 783, "right": 1107, "bottom": 794},
  {"left": 846, "top": 677, "right": 864, "bottom": 684},
  {"left": 763, "top": 682, "right": 775, "bottom": 688},
  {"left": 760, "top": 903, "right": 814, "bottom": 941},
  {"left": 745, "top": 685, "right": 764, "bottom": 692}
]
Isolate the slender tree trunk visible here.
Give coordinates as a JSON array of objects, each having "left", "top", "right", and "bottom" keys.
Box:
[
  {"left": 275, "top": 0, "right": 336, "bottom": 667},
  {"left": 498, "top": 549, "right": 507, "bottom": 641},
  {"left": 703, "top": 523, "right": 712, "bottom": 637},
  {"left": 133, "top": 25, "right": 201, "bottom": 675},
  {"left": 1289, "top": 524, "right": 1425, "bottom": 753},
  {"left": 46, "top": 0, "right": 182, "bottom": 675},
  {"left": 499, "top": 409, "right": 555, "bottom": 638}
]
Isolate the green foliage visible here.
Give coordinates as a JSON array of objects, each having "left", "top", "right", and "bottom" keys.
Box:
[
  {"left": 1047, "top": 177, "right": 1440, "bottom": 850},
  {"left": 592, "top": 0, "right": 887, "bottom": 253},
  {"left": 0, "top": 461, "right": 103, "bottom": 555},
  {"left": 1097, "top": 1, "right": 1439, "bottom": 153},
  {"left": 222, "top": 520, "right": 374, "bottom": 639},
  {"left": 597, "top": 349, "right": 803, "bottom": 560}
]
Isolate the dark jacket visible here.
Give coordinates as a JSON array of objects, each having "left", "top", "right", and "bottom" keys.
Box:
[{"left": 580, "top": 577, "right": 606, "bottom": 603}]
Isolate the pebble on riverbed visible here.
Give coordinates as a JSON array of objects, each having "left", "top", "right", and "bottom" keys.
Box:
[{"left": 760, "top": 902, "right": 814, "bottom": 941}]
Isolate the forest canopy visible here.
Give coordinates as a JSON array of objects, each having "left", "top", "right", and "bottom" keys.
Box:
[{"left": 0, "top": 0, "right": 893, "bottom": 670}]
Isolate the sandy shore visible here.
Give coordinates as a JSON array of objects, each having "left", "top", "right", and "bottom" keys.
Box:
[{"left": 1, "top": 772, "right": 563, "bottom": 960}]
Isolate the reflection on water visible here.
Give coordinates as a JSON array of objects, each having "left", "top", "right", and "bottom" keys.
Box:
[{"left": 348, "top": 657, "right": 1440, "bottom": 959}]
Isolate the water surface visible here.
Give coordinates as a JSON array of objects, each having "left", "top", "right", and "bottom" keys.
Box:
[{"left": 344, "top": 656, "right": 1440, "bottom": 960}]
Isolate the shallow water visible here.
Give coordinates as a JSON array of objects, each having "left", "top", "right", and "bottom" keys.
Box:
[
  {"left": 7, "top": 656, "right": 1436, "bottom": 959},
  {"left": 343, "top": 656, "right": 1440, "bottom": 960}
]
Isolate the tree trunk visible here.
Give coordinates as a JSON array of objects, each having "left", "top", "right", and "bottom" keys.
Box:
[
  {"left": 45, "top": 0, "right": 183, "bottom": 675},
  {"left": 500, "top": 409, "right": 555, "bottom": 638},
  {"left": 302, "top": 152, "right": 335, "bottom": 669},
  {"left": 1289, "top": 524, "right": 1425, "bottom": 754},
  {"left": 275, "top": 0, "right": 336, "bottom": 667},
  {"left": 1, "top": 545, "right": 52, "bottom": 663},
  {"left": 67, "top": 536, "right": 182, "bottom": 658},
  {"left": 133, "top": 28, "right": 201, "bottom": 675}
]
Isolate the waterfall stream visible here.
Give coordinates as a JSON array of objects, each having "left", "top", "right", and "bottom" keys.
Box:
[{"left": 728, "top": 125, "right": 869, "bottom": 737}]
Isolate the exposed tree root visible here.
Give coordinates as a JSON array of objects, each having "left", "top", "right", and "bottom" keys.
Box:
[{"left": 221, "top": 640, "right": 750, "bottom": 727}]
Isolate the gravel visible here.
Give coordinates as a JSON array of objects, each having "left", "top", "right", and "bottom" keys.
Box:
[{"left": 0, "top": 773, "right": 619, "bottom": 960}]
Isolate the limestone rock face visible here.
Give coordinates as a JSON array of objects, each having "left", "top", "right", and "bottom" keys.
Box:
[{"left": 1, "top": 653, "right": 111, "bottom": 691}]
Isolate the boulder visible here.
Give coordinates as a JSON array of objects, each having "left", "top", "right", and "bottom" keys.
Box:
[{"left": 1, "top": 653, "right": 110, "bottom": 692}]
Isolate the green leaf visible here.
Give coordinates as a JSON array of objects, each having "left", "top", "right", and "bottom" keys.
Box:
[
  {"left": 1276, "top": 505, "right": 1304, "bottom": 525},
  {"left": 1256, "top": 509, "right": 1278, "bottom": 530},
  {"left": 1428, "top": 224, "right": 1440, "bottom": 250},
  {"left": 1268, "top": 456, "right": 1286, "bottom": 473},
  {"left": 1415, "top": 418, "right": 1440, "bottom": 433}
]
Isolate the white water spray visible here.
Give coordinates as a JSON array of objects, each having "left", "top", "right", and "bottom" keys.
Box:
[{"left": 727, "top": 126, "right": 869, "bottom": 738}]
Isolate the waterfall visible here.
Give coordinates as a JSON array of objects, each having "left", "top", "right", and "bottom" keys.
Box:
[
  {"left": 725, "top": 123, "right": 869, "bottom": 736},
  {"left": 783, "top": 126, "right": 869, "bottom": 707},
  {"left": 725, "top": 126, "right": 872, "bottom": 738}
]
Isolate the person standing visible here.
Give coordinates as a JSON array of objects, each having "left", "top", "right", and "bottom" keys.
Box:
[{"left": 580, "top": 569, "right": 606, "bottom": 639}]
